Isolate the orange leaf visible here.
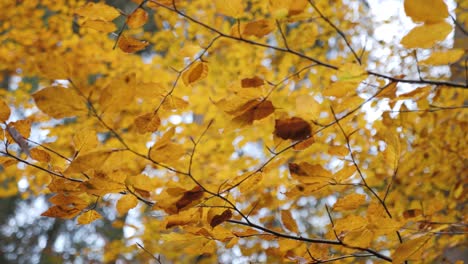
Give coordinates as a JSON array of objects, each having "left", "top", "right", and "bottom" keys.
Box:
[
  {"left": 41, "top": 205, "right": 81, "bottom": 219},
  {"left": 118, "top": 35, "right": 149, "bottom": 53},
  {"left": 274, "top": 117, "right": 311, "bottom": 141},
  {"left": 242, "top": 19, "right": 275, "bottom": 38},
  {"left": 116, "top": 195, "right": 139, "bottom": 215},
  {"left": 134, "top": 112, "right": 161, "bottom": 134},
  {"left": 182, "top": 61, "right": 209, "bottom": 86},
  {"left": 281, "top": 210, "right": 298, "bottom": 233},
  {"left": 127, "top": 8, "right": 148, "bottom": 29},
  {"left": 77, "top": 209, "right": 102, "bottom": 225},
  {"left": 0, "top": 99, "right": 10, "bottom": 122},
  {"left": 30, "top": 148, "right": 51, "bottom": 163}
]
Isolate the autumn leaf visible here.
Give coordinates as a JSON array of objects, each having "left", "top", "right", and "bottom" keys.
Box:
[
  {"left": 274, "top": 117, "right": 311, "bottom": 141},
  {"left": 241, "top": 76, "right": 264, "bottom": 88},
  {"left": 404, "top": 0, "right": 448, "bottom": 23},
  {"left": 182, "top": 61, "right": 209, "bottom": 86},
  {"left": 175, "top": 186, "right": 204, "bottom": 211},
  {"left": 209, "top": 209, "right": 233, "bottom": 228},
  {"left": 33, "top": 86, "right": 87, "bottom": 119},
  {"left": 30, "top": 148, "right": 51, "bottom": 163},
  {"left": 215, "top": 0, "right": 244, "bottom": 18},
  {"left": 75, "top": 2, "right": 120, "bottom": 21},
  {"left": 41, "top": 205, "right": 81, "bottom": 219},
  {"left": 116, "top": 195, "right": 139, "bottom": 215},
  {"left": 333, "top": 193, "right": 366, "bottom": 211},
  {"left": 420, "top": 49, "right": 465, "bottom": 65},
  {"left": 242, "top": 19, "right": 275, "bottom": 38},
  {"left": 127, "top": 8, "right": 148, "bottom": 29},
  {"left": 81, "top": 20, "right": 116, "bottom": 33},
  {"left": 0, "top": 99, "right": 10, "bottom": 122},
  {"left": 77, "top": 210, "right": 102, "bottom": 225},
  {"left": 393, "top": 235, "right": 432, "bottom": 264},
  {"left": 281, "top": 210, "right": 298, "bottom": 233},
  {"left": 134, "top": 112, "right": 161, "bottom": 134},
  {"left": 64, "top": 150, "right": 113, "bottom": 175},
  {"left": 118, "top": 35, "right": 149, "bottom": 53},
  {"left": 401, "top": 22, "right": 452, "bottom": 49}
]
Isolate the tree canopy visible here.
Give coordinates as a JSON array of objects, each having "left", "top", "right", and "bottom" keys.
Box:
[{"left": 0, "top": 0, "right": 466, "bottom": 263}]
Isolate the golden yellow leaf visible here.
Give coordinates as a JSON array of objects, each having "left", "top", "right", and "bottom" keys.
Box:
[
  {"left": 49, "top": 194, "right": 88, "bottom": 210},
  {"left": 295, "top": 94, "right": 321, "bottom": 120},
  {"left": 161, "top": 96, "right": 189, "bottom": 111},
  {"left": 328, "top": 145, "right": 349, "bottom": 156},
  {"left": 281, "top": 210, "right": 298, "bottom": 233},
  {"left": 77, "top": 210, "right": 102, "bottom": 225},
  {"left": 215, "top": 0, "right": 244, "bottom": 18},
  {"left": 337, "top": 63, "right": 367, "bottom": 83},
  {"left": 323, "top": 82, "right": 357, "bottom": 97},
  {"left": 274, "top": 117, "right": 311, "bottom": 141},
  {"left": 182, "top": 61, "right": 209, "bottom": 86},
  {"left": 65, "top": 150, "right": 113, "bottom": 174},
  {"left": 383, "top": 130, "right": 401, "bottom": 170},
  {"left": 126, "top": 8, "right": 148, "bottom": 29},
  {"left": 333, "top": 193, "right": 366, "bottom": 211},
  {"left": 166, "top": 207, "right": 201, "bottom": 228},
  {"left": 337, "top": 215, "right": 366, "bottom": 231},
  {"left": 75, "top": 2, "right": 120, "bottom": 21},
  {"left": 118, "top": 35, "right": 149, "bottom": 53},
  {"left": 30, "top": 148, "right": 51, "bottom": 163},
  {"left": 81, "top": 19, "right": 116, "bottom": 33},
  {"left": 404, "top": 0, "right": 448, "bottom": 23},
  {"left": 0, "top": 156, "right": 18, "bottom": 168},
  {"left": 269, "top": 0, "right": 291, "bottom": 19},
  {"left": 41, "top": 205, "right": 81, "bottom": 219},
  {"left": 367, "top": 216, "right": 401, "bottom": 236},
  {"left": 334, "top": 165, "right": 356, "bottom": 182},
  {"left": 80, "top": 175, "right": 126, "bottom": 196},
  {"left": 33, "top": 86, "right": 87, "bottom": 119},
  {"left": 134, "top": 112, "right": 161, "bottom": 134},
  {"left": 36, "top": 53, "right": 72, "bottom": 80},
  {"left": 393, "top": 235, "right": 431, "bottom": 264},
  {"left": 243, "top": 19, "right": 275, "bottom": 38},
  {"left": 343, "top": 228, "right": 373, "bottom": 248},
  {"left": 237, "top": 172, "right": 263, "bottom": 194},
  {"left": 116, "top": 195, "right": 138, "bottom": 215},
  {"left": 293, "top": 136, "right": 315, "bottom": 150},
  {"left": 72, "top": 128, "right": 98, "bottom": 155},
  {"left": 420, "top": 49, "right": 465, "bottom": 65},
  {"left": 288, "top": 0, "right": 308, "bottom": 16},
  {"left": 0, "top": 99, "right": 10, "bottom": 122},
  {"left": 401, "top": 22, "right": 452, "bottom": 49},
  {"left": 278, "top": 238, "right": 301, "bottom": 252},
  {"left": 376, "top": 81, "right": 398, "bottom": 99},
  {"left": 288, "top": 162, "right": 332, "bottom": 184}
]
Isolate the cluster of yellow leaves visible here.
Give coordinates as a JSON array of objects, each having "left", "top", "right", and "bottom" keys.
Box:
[{"left": 0, "top": 0, "right": 466, "bottom": 263}]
